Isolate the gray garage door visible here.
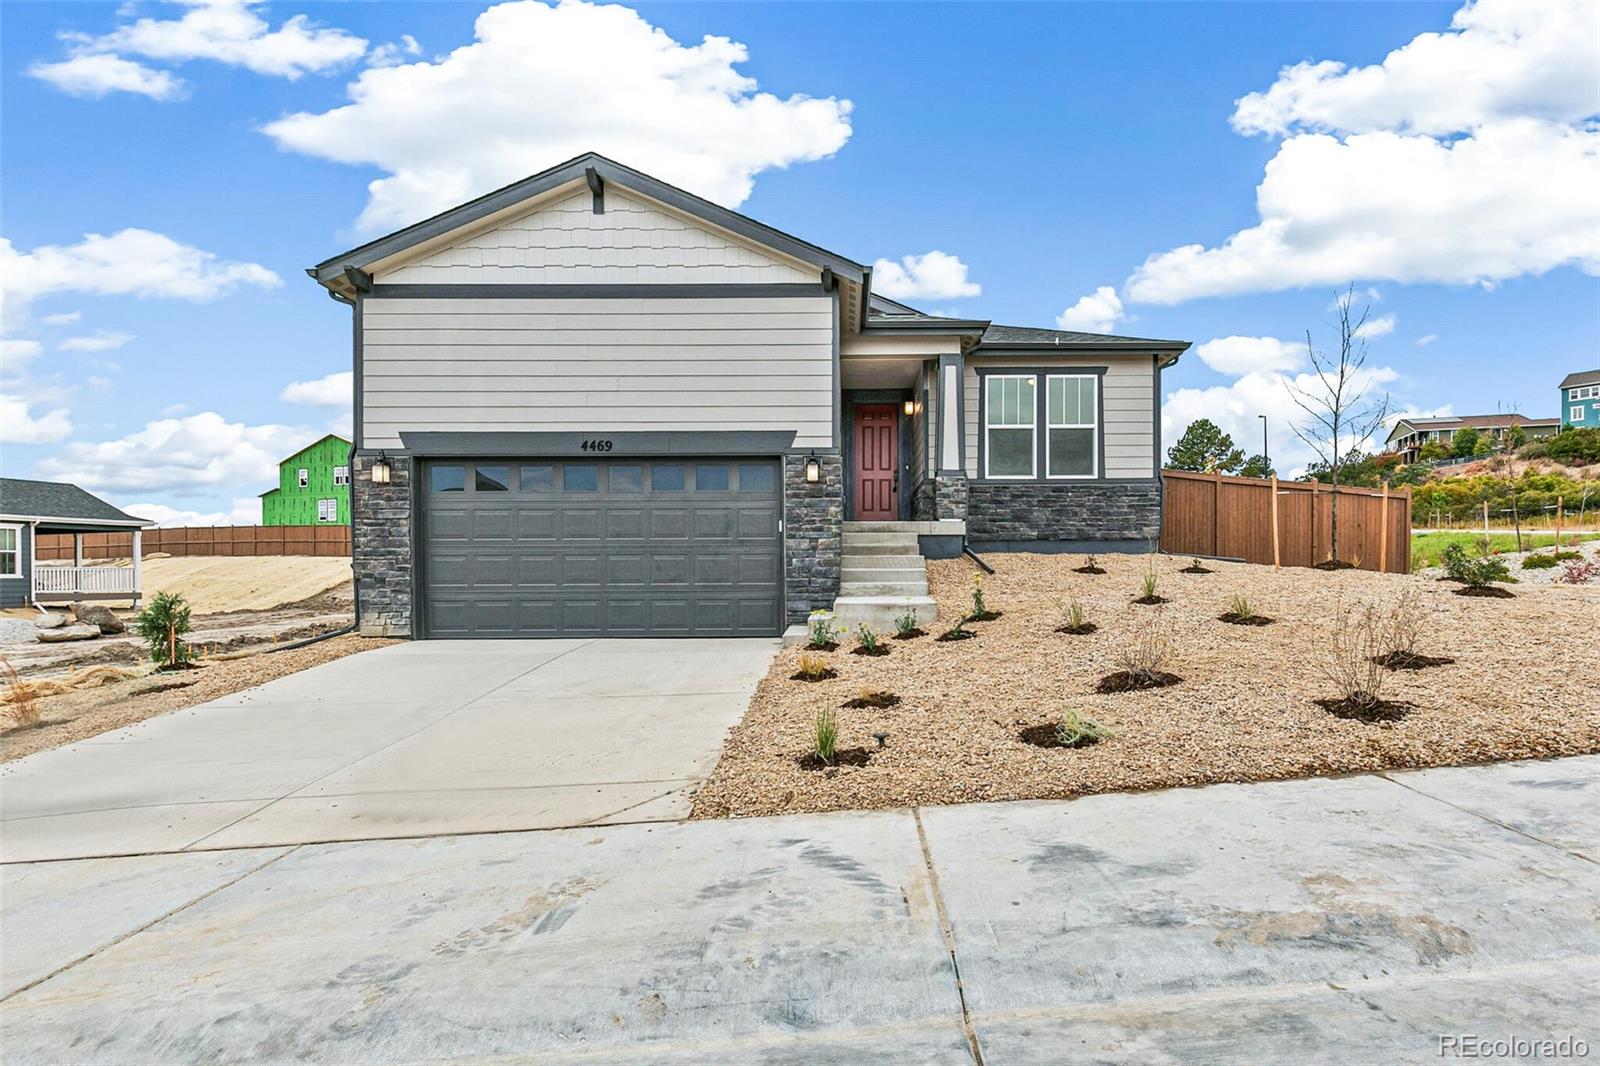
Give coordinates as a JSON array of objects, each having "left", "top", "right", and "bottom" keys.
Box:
[{"left": 419, "top": 458, "right": 782, "bottom": 638}]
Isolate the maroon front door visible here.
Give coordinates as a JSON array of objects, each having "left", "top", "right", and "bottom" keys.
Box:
[{"left": 853, "top": 404, "right": 899, "bottom": 520}]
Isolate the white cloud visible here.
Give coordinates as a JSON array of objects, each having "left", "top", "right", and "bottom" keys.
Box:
[
  {"left": 1232, "top": 0, "right": 1600, "bottom": 137},
  {"left": 59, "top": 330, "right": 133, "bottom": 352},
  {"left": 1353, "top": 313, "right": 1397, "bottom": 339},
  {"left": 1, "top": 229, "right": 280, "bottom": 326},
  {"left": 280, "top": 370, "right": 351, "bottom": 406},
  {"left": 116, "top": 497, "right": 262, "bottom": 528},
  {"left": 40, "top": 311, "right": 81, "bottom": 326},
  {"left": 263, "top": 0, "right": 853, "bottom": 233},
  {"left": 2, "top": 338, "right": 44, "bottom": 371},
  {"left": 1415, "top": 333, "right": 1439, "bottom": 347},
  {"left": 33, "top": 411, "right": 310, "bottom": 495},
  {"left": 369, "top": 34, "right": 423, "bottom": 68},
  {"left": 160, "top": 402, "right": 191, "bottom": 416},
  {"left": 1054, "top": 286, "right": 1126, "bottom": 334},
  {"left": 1125, "top": 1, "right": 1600, "bottom": 305},
  {"left": 0, "top": 394, "right": 73, "bottom": 444},
  {"left": 27, "top": 53, "right": 185, "bottom": 100},
  {"left": 872, "top": 251, "right": 981, "bottom": 301},
  {"left": 30, "top": 1, "right": 368, "bottom": 101},
  {"left": 1193, "top": 335, "right": 1307, "bottom": 376}
]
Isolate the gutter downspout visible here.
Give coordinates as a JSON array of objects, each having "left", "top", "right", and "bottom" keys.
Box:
[{"left": 328, "top": 288, "right": 361, "bottom": 633}]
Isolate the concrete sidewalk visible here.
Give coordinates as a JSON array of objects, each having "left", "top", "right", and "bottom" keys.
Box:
[
  {"left": 3, "top": 757, "right": 1596, "bottom": 1063},
  {"left": 0, "top": 639, "right": 777, "bottom": 862}
]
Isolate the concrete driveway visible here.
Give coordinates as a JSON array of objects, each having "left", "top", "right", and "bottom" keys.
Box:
[
  {"left": 0, "top": 638, "right": 777, "bottom": 863},
  {"left": 2, "top": 757, "right": 1596, "bottom": 1063}
]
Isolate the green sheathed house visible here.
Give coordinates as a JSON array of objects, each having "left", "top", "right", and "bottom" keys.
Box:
[{"left": 260, "top": 434, "right": 352, "bottom": 526}]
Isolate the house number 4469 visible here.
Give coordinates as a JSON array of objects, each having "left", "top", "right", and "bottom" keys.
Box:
[{"left": 580, "top": 439, "right": 614, "bottom": 452}]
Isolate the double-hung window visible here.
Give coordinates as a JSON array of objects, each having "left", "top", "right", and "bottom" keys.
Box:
[
  {"left": 1046, "top": 375, "right": 1097, "bottom": 478},
  {"left": 297, "top": 467, "right": 310, "bottom": 488},
  {"left": 984, "top": 374, "right": 1036, "bottom": 478},
  {"left": 333, "top": 466, "right": 349, "bottom": 486},
  {"left": 0, "top": 525, "right": 19, "bottom": 577}
]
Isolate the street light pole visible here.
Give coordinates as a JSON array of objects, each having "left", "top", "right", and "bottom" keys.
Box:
[{"left": 1259, "top": 414, "right": 1269, "bottom": 475}]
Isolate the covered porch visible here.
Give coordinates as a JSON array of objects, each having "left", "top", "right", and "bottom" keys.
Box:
[
  {"left": 32, "top": 522, "right": 147, "bottom": 606},
  {"left": 2, "top": 477, "right": 156, "bottom": 610}
]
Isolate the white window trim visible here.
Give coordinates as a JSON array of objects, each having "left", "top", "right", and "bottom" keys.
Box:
[
  {"left": 333, "top": 465, "right": 349, "bottom": 486},
  {"left": 297, "top": 467, "right": 310, "bottom": 488},
  {"left": 983, "top": 373, "right": 1037, "bottom": 480},
  {"left": 1573, "top": 406, "right": 1587, "bottom": 422},
  {"left": 0, "top": 523, "right": 21, "bottom": 578},
  {"left": 1045, "top": 373, "right": 1099, "bottom": 480}
]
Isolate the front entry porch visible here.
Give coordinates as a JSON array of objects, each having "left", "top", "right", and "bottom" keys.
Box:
[{"left": 32, "top": 527, "right": 145, "bottom": 607}]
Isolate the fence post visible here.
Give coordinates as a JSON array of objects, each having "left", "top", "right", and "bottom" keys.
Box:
[
  {"left": 1270, "top": 475, "right": 1281, "bottom": 570},
  {"left": 1211, "top": 468, "right": 1223, "bottom": 557},
  {"left": 1555, "top": 495, "right": 1563, "bottom": 549},
  {"left": 1481, "top": 500, "right": 1490, "bottom": 552},
  {"left": 1310, "top": 481, "right": 1319, "bottom": 564},
  {"left": 1379, "top": 480, "right": 1389, "bottom": 574}
]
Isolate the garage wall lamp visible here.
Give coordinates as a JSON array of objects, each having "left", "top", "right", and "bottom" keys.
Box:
[
  {"left": 803, "top": 452, "right": 821, "bottom": 484},
  {"left": 370, "top": 451, "right": 393, "bottom": 485},
  {"left": 902, "top": 399, "right": 915, "bottom": 416}
]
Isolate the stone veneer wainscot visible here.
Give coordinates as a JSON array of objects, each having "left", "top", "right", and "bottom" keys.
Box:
[
  {"left": 966, "top": 480, "right": 1160, "bottom": 546},
  {"left": 352, "top": 453, "right": 414, "bottom": 637},
  {"left": 783, "top": 453, "right": 843, "bottom": 624}
]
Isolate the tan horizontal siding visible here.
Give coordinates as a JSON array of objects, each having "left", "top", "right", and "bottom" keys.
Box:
[{"left": 360, "top": 295, "right": 834, "bottom": 450}]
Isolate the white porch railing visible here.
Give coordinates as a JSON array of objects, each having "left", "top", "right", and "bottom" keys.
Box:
[{"left": 34, "top": 566, "right": 138, "bottom": 597}]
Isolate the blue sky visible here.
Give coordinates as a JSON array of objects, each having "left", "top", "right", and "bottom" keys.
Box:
[{"left": 2, "top": 0, "right": 1596, "bottom": 522}]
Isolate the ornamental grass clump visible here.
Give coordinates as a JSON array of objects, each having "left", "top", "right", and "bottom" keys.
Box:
[
  {"left": 813, "top": 705, "right": 839, "bottom": 765},
  {"left": 791, "top": 651, "right": 835, "bottom": 682},
  {"left": 134, "top": 591, "right": 195, "bottom": 669},
  {"left": 1132, "top": 554, "right": 1167, "bottom": 605},
  {"left": 1055, "top": 598, "right": 1096, "bottom": 635},
  {"left": 1056, "top": 709, "right": 1108, "bottom": 748},
  {"left": 1, "top": 659, "right": 40, "bottom": 730}
]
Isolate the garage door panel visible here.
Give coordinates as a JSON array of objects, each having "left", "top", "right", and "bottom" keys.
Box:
[{"left": 422, "top": 457, "right": 782, "bottom": 638}]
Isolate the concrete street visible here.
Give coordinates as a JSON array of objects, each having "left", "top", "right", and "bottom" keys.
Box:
[
  {"left": 0, "top": 639, "right": 778, "bottom": 863},
  {"left": 4, "top": 757, "right": 1597, "bottom": 1063}
]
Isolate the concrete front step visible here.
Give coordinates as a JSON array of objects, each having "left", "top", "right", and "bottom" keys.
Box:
[
  {"left": 830, "top": 594, "right": 938, "bottom": 630},
  {"left": 837, "top": 581, "right": 930, "bottom": 598},
  {"left": 841, "top": 554, "right": 925, "bottom": 569},
  {"left": 839, "top": 533, "right": 921, "bottom": 549},
  {"left": 842, "top": 570, "right": 929, "bottom": 588},
  {"left": 841, "top": 540, "right": 923, "bottom": 556}
]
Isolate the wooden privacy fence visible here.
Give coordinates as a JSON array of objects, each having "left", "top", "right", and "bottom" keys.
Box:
[
  {"left": 36, "top": 525, "right": 351, "bottom": 560},
  {"left": 1161, "top": 470, "right": 1412, "bottom": 574}
]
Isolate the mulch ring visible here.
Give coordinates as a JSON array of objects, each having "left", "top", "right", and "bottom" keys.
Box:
[
  {"left": 1073, "top": 564, "right": 1107, "bottom": 574},
  {"left": 892, "top": 628, "right": 927, "bottom": 641},
  {"left": 1095, "top": 670, "right": 1183, "bottom": 693},
  {"left": 797, "top": 748, "right": 874, "bottom": 771},
  {"left": 850, "top": 644, "right": 891, "bottom": 657},
  {"left": 1180, "top": 564, "right": 1214, "bottom": 574},
  {"left": 936, "top": 628, "right": 977, "bottom": 642},
  {"left": 1017, "top": 723, "right": 1102, "bottom": 750},
  {"left": 1315, "top": 697, "right": 1411, "bottom": 723},
  {"left": 1454, "top": 586, "right": 1516, "bottom": 598},
  {"left": 805, "top": 641, "right": 841, "bottom": 652},
  {"left": 967, "top": 610, "right": 1004, "bottom": 622},
  {"left": 1372, "top": 651, "right": 1456, "bottom": 670},
  {"left": 1055, "top": 622, "right": 1099, "bottom": 635},
  {"left": 842, "top": 692, "right": 901, "bottom": 709},
  {"left": 1314, "top": 559, "right": 1359, "bottom": 571},
  {"left": 1132, "top": 595, "right": 1170, "bottom": 606},
  {"left": 789, "top": 667, "right": 838, "bottom": 682},
  {"left": 1219, "top": 613, "right": 1274, "bottom": 626}
]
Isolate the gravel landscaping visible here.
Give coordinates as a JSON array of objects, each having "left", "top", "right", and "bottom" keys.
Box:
[
  {"left": 691, "top": 551, "right": 1599, "bottom": 820},
  {"left": 1421, "top": 537, "right": 1600, "bottom": 588}
]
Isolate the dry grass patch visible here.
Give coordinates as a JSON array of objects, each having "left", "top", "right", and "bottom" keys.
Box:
[{"left": 691, "top": 552, "right": 1600, "bottom": 820}]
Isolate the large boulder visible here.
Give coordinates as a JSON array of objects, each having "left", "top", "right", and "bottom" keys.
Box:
[
  {"left": 37, "top": 623, "right": 101, "bottom": 643},
  {"left": 72, "top": 603, "right": 126, "bottom": 635},
  {"left": 33, "top": 612, "right": 69, "bottom": 630}
]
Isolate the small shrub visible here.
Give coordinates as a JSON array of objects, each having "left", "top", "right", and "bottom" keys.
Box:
[
  {"left": 856, "top": 623, "right": 880, "bottom": 653},
  {"left": 1222, "top": 594, "right": 1253, "bottom": 622},
  {"left": 1057, "top": 709, "right": 1108, "bottom": 747},
  {"left": 134, "top": 591, "right": 194, "bottom": 668},
  {"left": 937, "top": 615, "right": 976, "bottom": 642},
  {"left": 843, "top": 688, "right": 900, "bottom": 709},
  {"left": 971, "top": 572, "right": 987, "bottom": 618},
  {"left": 1114, "top": 610, "right": 1173, "bottom": 683},
  {"left": 807, "top": 611, "right": 837, "bottom": 648},
  {"left": 1, "top": 659, "right": 41, "bottom": 730},
  {"left": 1522, "top": 553, "right": 1560, "bottom": 570},
  {"left": 1075, "top": 554, "right": 1105, "bottom": 575},
  {"left": 1319, "top": 601, "right": 1390, "bottom": 712},
  {"left": 1558, "top": 559, "right": 1599, "bottom": 585},
  {"left": 893, "top": 604, "right": 920, "bottom": 637},
  {"left": 1459, "top": 554, "right": 1511, "bottom": 589},
  {"left": 813, "top": 706, "right": 839, "bottom": 765},
  {"left": 793, "top": 652, "right": 834, "bottom": 681}
]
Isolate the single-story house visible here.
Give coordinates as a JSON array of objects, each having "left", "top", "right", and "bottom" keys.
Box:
[
  {"left": 0, "top": 478, "right": 155, "bottom": 609},
  {"left": 309, "top": 152, "right": 1189, "bottom": 639},
  {"left": 1385, "top": 414, "right": 1560, "bottom": 464}
]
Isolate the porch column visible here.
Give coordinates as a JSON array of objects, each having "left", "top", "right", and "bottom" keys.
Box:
[
  {"left": 132, "top": 528, "right": 143, "bottom": 608},
  {"left": 73, "top": 532, "right": 83, "bottom": 568},
  {"left": 935, "top": 351, "right": 969, "bottom": 522}
]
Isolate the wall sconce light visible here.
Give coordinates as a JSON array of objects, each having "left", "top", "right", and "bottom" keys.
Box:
[
  {"left": 903, "top": 399, "right": 916, "bottom": 416},
  {"left": 370, "top": 451, "right": 392, "bottom": 485},
  {"left": 803, "top": 451, "right": 821, "bottom": 483}
]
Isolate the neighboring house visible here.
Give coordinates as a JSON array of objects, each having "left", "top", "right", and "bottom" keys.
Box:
[
  {"left": 308, "top": 152, "right": 1189, "bottom": 639},
  {"left": 1560, "top": 370, "right": 1600, "bottom": 428},
  {"left": 1385, "top": 414, "right": 1560, "bottom": 464},
  {"left": 260, "top": 434, "right": 352, "bottom": 526},
  {"left": 0, "top": 478, "right": 155, "bottom": 608}
]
